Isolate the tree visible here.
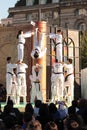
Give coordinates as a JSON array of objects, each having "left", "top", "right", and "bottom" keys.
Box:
[{"left": 80, "top": 31, "right": 87, "bottom": 69}]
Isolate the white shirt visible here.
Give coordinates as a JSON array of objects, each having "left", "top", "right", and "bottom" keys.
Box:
[
  {"left": 53, "top": 62, "right": 64, "bottom": 73},
  {"left": 30, "top": 65, "right": 42, "bottom": 82},
  {"left": 64, "top": 63, "right": 73, "bottom": 74},
  {"left": 18, "top": 31, "right": 32, "bottom": 44},
  {"left": 17, "top": 63, "right": 28, "bottom": 73},
  {"left": 49, "top": 33, "right": 62, "bottom": 43},
  {"left": 6, "top": 63, "right": 17, "bottom": 74}
]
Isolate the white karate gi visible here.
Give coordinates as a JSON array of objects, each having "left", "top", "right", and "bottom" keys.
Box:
[
  {"left": 6, "top": 63, "right": 17, "bottom": 101},
  {"left": 49, "top": 33, "right": 63, "bottom": 62},
  {"left": 17, "top": 31, "right": 33, "bottom": 61},
  {"left": 30, "top": 64, "right": 43, "bottom": 103},
  {"left": 31, "top": 29, "right": 47, "bottom": 59},
  {"left": 11, "top": 71, "right": 17, "bottom": 104},
  {"left": 16, "top": 62, "right": 28, "bottom": 104},
  {"left": 51, "top": 62, "right": 64, "bottom": 101},
  {"left": 64, "top": 63, "right": 74, "bottom": 101}
]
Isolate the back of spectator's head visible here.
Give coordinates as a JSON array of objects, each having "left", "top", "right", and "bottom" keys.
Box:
[
  {"left": 34, "top": 100, "right": 42, "bottom": 108},
  {"left": 7, "top": 99, "right": 14, "bottom": 107},
  {"left": 72, "top": 100, "right": 78, "bottom": 108},
  {"left": 68, "top": 106, "right": 76, "bottom": 115},
  {"left": 23, "top": 112, "right": 32, "bottom": 123},
  {"left": 67, "top": 119, "right": 80, "bottom": 130},
  {"left": 44, "top": 121, "right": 58, "bottom": 130},
  {"left": 27, "top": 120, "right": 42, "bottom": 130},
  {"left": 78, "top": 99, "right": 87, "bottom": 109},
  {"left": 25, "top": 103, "right": 34, "bottom": 115},
  {"left": 3, "top": 115, "right": 16, "bottom": 129},
  {"left": 49, "top": 103, "right": 57, "bottom": 113},
  {"left": 0, "top": 120, "right": 6, "bottom": 130},
  {"left": 39, "top": 103, "right": 49, "bottom": 117},
  {"left": 3, "top": 104, "right": 12, "bottom": 115}
]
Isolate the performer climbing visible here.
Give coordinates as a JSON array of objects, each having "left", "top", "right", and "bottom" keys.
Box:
[
  {"left": 17, "top": 30, "right": 34, "bottom": 61},
  {"left": 31, "top": 28, "right": 47, "bottom": 59},
  {"left": 49, "top": 29, "right": 63, "bottom": 62}
]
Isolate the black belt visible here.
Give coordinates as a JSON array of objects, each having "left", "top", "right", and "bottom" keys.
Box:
[
  {"left": 33, "top": 82, "right": 40, "bottom": 91},
  {"left": 7, "top": 72, "right": 13, "bottom": 76},
  {"left": 12, "top": 82, "right": 15, "bottom": 84},
  {"left": 17, "top": 72, "right": 25, "bottom": 74},
  {"left": 56, "top": 42, "right": 61, "bottom": 46},
  {"left": 19, "top": 42, "right": 24, "bottom": 45},
  {"left": 33, "top": 81, "right": 40, "bottom": 83},
  {"left": 68, "top": 73, "right": 73, "bottom": 76},
  {"left": 65, "top": 73, "right": 73, "bottom": 81},
  {"left": 54, "top": 42, "right": 61, "bottom": 51},
  {"left": 53, "top": 72, "right": 63, "bottom": 74}
]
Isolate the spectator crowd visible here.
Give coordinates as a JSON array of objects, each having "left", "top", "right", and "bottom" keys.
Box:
[{"left": 0, "top": 98, "right": 87, "bottom": 130}]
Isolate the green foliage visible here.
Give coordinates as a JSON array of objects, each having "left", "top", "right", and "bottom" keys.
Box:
[{"left": 80, "top": 31, "right": 87, "bottom": 69}]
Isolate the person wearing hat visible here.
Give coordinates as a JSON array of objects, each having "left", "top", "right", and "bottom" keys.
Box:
[{"left": 29, "top": 64, "right": 43, "bottom": 103}]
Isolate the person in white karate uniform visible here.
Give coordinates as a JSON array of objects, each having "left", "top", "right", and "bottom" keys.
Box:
[
  {"left": 11, "top": 68, "right": 18, "bottom": 104},
  {"left": 17, "top": 30, "right": 34, "bottom": 61},
  {"left": 49, "top": 30, "right": 63, "bottom": 62},
  {"left": 29, "top": 64, "right": 43, "bottom": 103},
  {"left": 64, "top": 58, "right": 74, "bottom": 102},
  {"left": 6, "top": 57, "right": 17, "bottom": 102},
  {"left": 51, "top": 59, "right": 64, "bottom": 102},
  {"left": 31, "top": 28, "right": 47, "bottom": 59},
  {"left": 16, "top": 60, "right": 28, "bottom": 104}
]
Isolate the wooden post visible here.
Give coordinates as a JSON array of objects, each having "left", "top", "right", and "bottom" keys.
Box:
[{"left": 33, "top": 21, "right": 47, "bottom": 102}]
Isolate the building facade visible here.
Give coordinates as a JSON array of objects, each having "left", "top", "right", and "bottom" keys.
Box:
[
  {"left": 8, "top": 0, "right": 84, "bottom": 100},
  {"left": 8, "top": 0, "right": 87, "bottom": 31},
  {"left": 0, "top": 0, "right": 84, "bottom": 101}
]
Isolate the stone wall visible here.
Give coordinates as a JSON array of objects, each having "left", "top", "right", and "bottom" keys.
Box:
[{"left": 0, "top": 25, "right": 33, "bottom": 101}]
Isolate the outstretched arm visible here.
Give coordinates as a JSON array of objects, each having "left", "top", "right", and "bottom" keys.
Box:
[
  {"left": 49, "top": 33, "right": 56, "bottom": 39},
  {"left": 23, "top": 31, "right": 34, "bottom": 38}
]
